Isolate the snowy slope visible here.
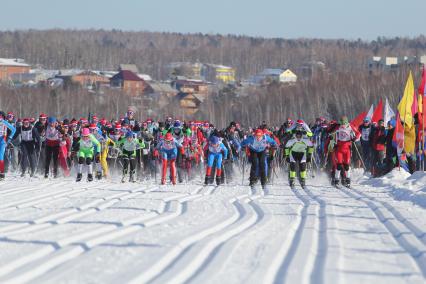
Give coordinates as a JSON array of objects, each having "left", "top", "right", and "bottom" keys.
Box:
[{"left": 0, "top": 172, "right": 425, "bottom": 284}]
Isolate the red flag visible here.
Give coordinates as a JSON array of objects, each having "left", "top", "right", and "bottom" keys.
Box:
[
  {"left": 418, "top": 66, "right": 426, "bottom": 96},
  {"left": 371, "top": 99, "right": 383, "bottom": 123},
  {"left": 350, "top": 111, "right": 367, "bottom": 129}
]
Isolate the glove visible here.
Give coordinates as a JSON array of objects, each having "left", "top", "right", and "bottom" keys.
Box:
[{"left": 285, "top": 156, "right": 290, "bottom": 163}]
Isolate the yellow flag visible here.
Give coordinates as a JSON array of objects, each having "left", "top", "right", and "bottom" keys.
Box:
[
  {"left": 404, "top": 124, "right": 416, "bottom": 154},
  {"left": 419, "top": 94, "right": 423, "bottom": 113},
  {"left": 398, "top": 71, "right": 415, "bottom": 127}
]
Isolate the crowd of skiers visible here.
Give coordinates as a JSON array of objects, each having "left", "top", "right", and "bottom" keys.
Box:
[{"left": 0, "top": 108, "right": 403, "bottom": 189}]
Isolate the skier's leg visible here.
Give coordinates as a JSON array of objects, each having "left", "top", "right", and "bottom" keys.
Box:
[
  {"left": 249, "top": 151, "right": 259, "bottom": 186},
  {"left": 259, "top": 151, "right": 267, "bottom": 186},
  {"left": 170, "top": 159, "right": 177, "bottom": 185},
  {"left": 44, "top": 146, "right": 53, "bottom": 177},
  {"left": 205, "top": 153, "right": 214, "bottom": 184},
  {"left": 52, "top": 146, "right": 59, "bottom": 178},
  {"left": 216, "top": 153, "right": 223, "bottom": 185},
  {"left": 0, "top": 140, "right": 6, "bottom": 179},
  {"left": 21, "top": 143, "right": 29, "bottom": 175}
]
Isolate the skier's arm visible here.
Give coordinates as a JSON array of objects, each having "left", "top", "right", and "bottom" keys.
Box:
[
  {"left": 4, "top": 121, "right": 16, "bottom": 143},
  {"left": 220, "top": 143, "right": 228, "bottom": 159},
  {"left": 90, "top": 134, "right": 101, "bottom": 153}
]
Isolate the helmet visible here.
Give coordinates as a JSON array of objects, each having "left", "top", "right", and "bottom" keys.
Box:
[
  {"left": 363, "top": 117, "right": 371, "bottom": 123},
  {"left": 81, "top": 128, "right": 90, "bottom": 137},
  {"left": 174, "top": 120, "right": 182, "bottom": 128},
  {"left": 389, "top": 118, "right": 396, "bottom": 127},
  {"left": 165, "top": 133, "right": 173, "bottom": 141},
  {"left": 210, "top": 136, "right": 220, "bottom": 144},
  {"left": 125, "top": 131, "right": 134, "bottom": 138},
  {"left": 48, "top": 117, "right": 57, "bottom": 124},
  {"left": 254, "top": 129, "right": 264, "bottom": 136}
]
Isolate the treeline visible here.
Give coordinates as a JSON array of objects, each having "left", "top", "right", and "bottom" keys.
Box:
[
  {"left": 0, "top": 67, "right": 420, "bottom": 127},
  {"left": 1, "top": 29, "right": 426, "bottom": 79}
]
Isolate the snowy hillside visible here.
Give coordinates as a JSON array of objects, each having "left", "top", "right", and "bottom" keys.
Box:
[{"left": 0, "top": 171, "right": 425, "bottom": 284}]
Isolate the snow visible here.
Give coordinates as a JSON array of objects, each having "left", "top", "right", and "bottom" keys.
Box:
[{"left": 0, "top": 172, "right": 425, "bottom": 283}]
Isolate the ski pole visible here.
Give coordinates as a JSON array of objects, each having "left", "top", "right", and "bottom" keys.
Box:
[{"left": 352, "top": 141, "right": 367, "bottom": 170}]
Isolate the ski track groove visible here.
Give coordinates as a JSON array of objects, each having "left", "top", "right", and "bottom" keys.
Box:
[
  {"left": 0, "top": 186, "right": 207, "bottom": 282},
  {"left": 262, "top": 186, "right": 307, "bottom": 284},
  {"left": 0, "top": 185, "right": 159, "bottom": 237},
  {"left": 339, "top": 186, "right": 426, "bottom": 278},
  {"left": 127, "top": 192, "right": 258, "bottom": 284},
  {"left": 351, "top": 187, "right": 426, "bottom": 246},
  {"left": 303, "top": 186, "right": 328, "bottom": 284}
]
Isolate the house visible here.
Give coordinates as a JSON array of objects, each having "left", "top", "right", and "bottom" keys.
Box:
[
  {"left": 174, "top": 79, "right": 209, "bottom": 95},
  {"left": 0, "top": 58, "right": 31, "bottom": 81},
  {"left": 175, "top": 93, "right": 205, "bottom": 116},
  {"left": 250, "top": 68, "right": 297, "bottom": 84},
  {"left": 119, "top": 64, "right": 139, "bottom": 74},
  {"left": 202, "top": 64, "right": 236, "bottom": 84},
  {"left": 147, "top": 81, "right": 178, "bottom": 98},
  {"left": 71, "top": 71, "right": 110, "bottom": 89},
  {"left": 110, "top": 70, "right": 148, "bottom": 96},
  {"left": 280, "top": 69, "right": 297, "bottom": 83},
  {"left": 168, "top": 62, "right": 203, "bottom": 80}
]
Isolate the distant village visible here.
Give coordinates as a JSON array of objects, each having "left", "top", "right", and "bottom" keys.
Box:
[{"left": 0, "top": 55, "right": 425, "bottom": 115}]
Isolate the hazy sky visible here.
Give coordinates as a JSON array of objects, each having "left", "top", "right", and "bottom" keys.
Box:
[{"left": 1, "top": 0, "right": 424, "bottom": 40}]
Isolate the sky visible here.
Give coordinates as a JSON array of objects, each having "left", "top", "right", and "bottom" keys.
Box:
[{"left": 1, "top": 0, "right": 425, "bottom": 40}]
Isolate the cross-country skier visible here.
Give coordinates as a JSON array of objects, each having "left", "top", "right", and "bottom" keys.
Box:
[
  {"left": 284, "top": 130, "right": 314, "bottom": 188},
  {"left": 204, "top": 135, "right": 228, "bottom": 185},
  {"left": 0, "top": 111, "right": 16, "bottom": 180},
  {"left": 241, "top": 128, "right": 277, "bottom": 188},
  {"left": 157, "top": 132, "right": 182, "bottom": 185},
  {"left": 116, "top": 131, "right": 145, "bottom": 183},
  {"left": 74, "top": 128, "right": 101, "bottom": 182},
  {"left": 14, "top": 118, "right": 40, "bottom": 177}
]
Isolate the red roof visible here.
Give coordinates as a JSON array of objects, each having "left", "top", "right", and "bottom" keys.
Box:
[{"left": 111, "top": 70, "right": 143, "bottom": 82}]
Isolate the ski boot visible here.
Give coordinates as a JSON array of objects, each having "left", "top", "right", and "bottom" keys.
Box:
[
  {"left": 333, "top": 178, "right": 340, "bottom": 187},
  {"left": 300, "top": 178, "right": 306, "bottom": 188},
  {"left": 0, "top": 173, "right": 4, "bottom": 181},
  {"left": 20, "top": 172, "right": 25, "bottom": 178},
  {"left": 96, "top": 171, "right": 102, "bottom": 180},
  {"left": 345, "top": 178, "right": 351, "bottom": 188},
  {"left": 76, "top": 173, "right": 82, "bottom": 182},
  {"left": 216, "top": 175, "right": 222, "bottom": 186},
  {"left": 44, "top": 173, "right": 49, "bottom": 179},
  {"left": 204, "top": 175, "right": 209, "bottom": 185},
  {"left": 289, "top": 178, "right": 295, "bottom": 188},
  {"left": 262, "top": 184, "right": 269, "bottom": 195},
  {"left": 87, "top": 174, "right": 93, "bottom": 182},
  {"left": 129, "top": 172, "right": 136, "bottom": 183}
]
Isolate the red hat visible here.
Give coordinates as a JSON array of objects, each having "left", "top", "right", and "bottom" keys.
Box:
[
  {"left": 89, "top": 123, "right": 97, "bottom": 129},
  {"left": 115, "top": 123, "right": 122, "bottom": 130},
  {"left": 23, "top": 118, "right": 29, "bottom": 122},
  {"left": 100, "top": 118, "right": 107, "bottom": 126},
  {"left": 92, "top": 116, "right": 98, "bottom": 121},
  {"left": 255, "top": 129, "right": 264, "bottom": 136},
  {"left": 39, "top": 113, "right": 47, "bottom": 119},
  {"left": 29, "top": 118, "right": 35, "bottom": 123},
  {"left": 106, "top": 123, "right": 112, "bottom": 128},
  {"left": 165, "top": 133, "right": 173, "bottom": 141}
]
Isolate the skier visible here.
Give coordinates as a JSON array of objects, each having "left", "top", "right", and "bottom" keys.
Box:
[
  {"left": 359, "top": 117, "right": 372, "bottom": 170},
  {"left": 0, "top": 111, "right": 16, "bottom": 180},
  {"left": 284, "top": 130, "right": 314, "bottom": 188},
  {"left": 89, "top": 123, "right": 105, "bottom": 179},
  {"left": 333, "top": 116, "right": 360, "bottom": 187},
  {"left": 116, "top": 131, "right": 145, "bottom": 183},
  {"left": 157, "top": 132, "right": 182, "bottom": 185},
  {"left": 14, "top": 118, "right": 41, "bottom": 177},
  {"left": 204, "top": 135, "right": 228, "bottom": 185},
  {"left": 241, "top": 128, "right": 277, "bottom": 189},
  {"left": 44, "top": 117, "right": 62, "bottom": 178},
  {"left": 74, "top": 128, "right": 101, "bottom": 182}
]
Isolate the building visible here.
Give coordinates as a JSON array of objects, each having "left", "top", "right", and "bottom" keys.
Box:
[
  {"left": 250, "top": 68, "right": 297, "bottom": 84},
  {"left": 168, "top": 62, "right": 203, "bottom": 80},
  {"left": 71, "top": 71, "right": 110, "bottom": 89},
  {"left": 147, "top": 81, "right": 178, "bottom": 98},
  {"left": 110, "top": 70, "right": 148, "bottom": 96},
  {"left": 119, "top": 64, "right": 139, "bottom": 74},
  {"left": 368, "top": 56, "right": 419, "bottom": 73},
  {"left": 0, "top": 58, "right": 31, "bottom": 81},
  {"left": 173, "top": 79, "right": 209, "bottom": 95},
  {"left": 175, "top": 93, "right": 206, "bottom": 116},
  {"left": 202, "top": 64, "right": 236, "bottom": 84}
]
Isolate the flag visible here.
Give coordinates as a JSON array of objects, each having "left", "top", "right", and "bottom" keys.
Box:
[
  {"left": 418, "top": 66, "right": 426, "bottom": 96},
  {"left": 371, "top": 98, "right": 383, "bottom": 123},
  {"left": 350, "top": 111, "right": 367, "bottom": 129},
  {"left": 392, "top": 113, "right": 409, "bottom": 172},
  {"left": 384, "top": 98, "right": 395, "bottom": 126},
  {"left": 365, "top": 104, "right": 374, "bottom": 121},
  {"left": 397, "top": 71, "right": 415, "bottom": 127},
  {"left": 412, "top": 89, "right": 418, "bottom": 115}
]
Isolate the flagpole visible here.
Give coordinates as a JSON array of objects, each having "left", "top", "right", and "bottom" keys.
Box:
[{"left": 423, "top": 93, "right": 425, "bottom": 171}]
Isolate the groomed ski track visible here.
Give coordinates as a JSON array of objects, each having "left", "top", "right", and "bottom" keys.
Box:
[{"left": 0, "top": 172, "right": 425, "bottom": 284}]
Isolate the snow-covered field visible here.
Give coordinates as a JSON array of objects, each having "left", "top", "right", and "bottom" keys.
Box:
[{"left": 0, "top": 170, "right": 425, "bottom": 284}]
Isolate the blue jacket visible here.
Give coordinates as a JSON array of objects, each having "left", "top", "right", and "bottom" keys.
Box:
[
  {"left": 241, "top": 134, "right": 277, "bottom": 152},
  {"left": 0, "top": 120, "right": 16, "bottom": 143}
]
